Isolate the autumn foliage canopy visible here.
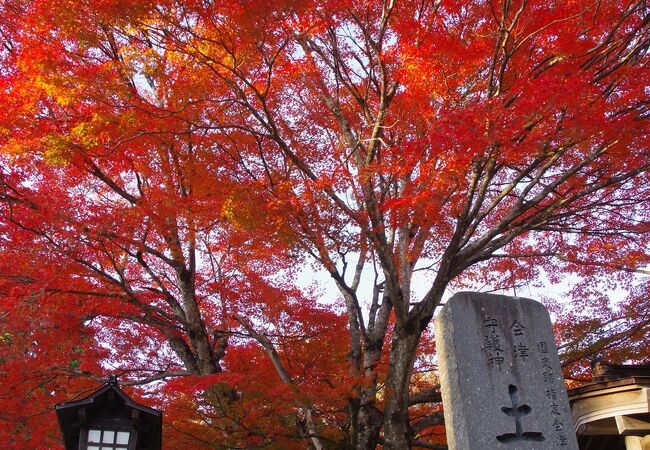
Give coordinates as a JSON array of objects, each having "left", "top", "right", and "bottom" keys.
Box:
[{"left": 0, "top": 0, "right": 648, "bottom": 448}]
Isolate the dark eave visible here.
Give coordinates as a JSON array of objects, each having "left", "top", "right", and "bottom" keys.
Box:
[{"left": 56, "top": 380, "right": 162, "bottom": 450}]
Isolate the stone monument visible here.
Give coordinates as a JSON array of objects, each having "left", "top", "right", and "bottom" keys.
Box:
[{"left": 434, "top": 292, "right": 579, "bottom": 449}]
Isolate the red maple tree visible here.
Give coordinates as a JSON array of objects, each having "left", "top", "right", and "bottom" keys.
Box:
[{"left": 1, "top": 0, "right": 648, "bottom": 448}]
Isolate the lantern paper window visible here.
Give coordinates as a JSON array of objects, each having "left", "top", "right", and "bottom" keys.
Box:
[{"left": 86, "top": 428, "right": 130, "bottom": 450}]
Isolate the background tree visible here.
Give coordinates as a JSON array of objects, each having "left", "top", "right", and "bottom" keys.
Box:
[{"left": 0, "top": 0, "right": 648, "bottom": 449}]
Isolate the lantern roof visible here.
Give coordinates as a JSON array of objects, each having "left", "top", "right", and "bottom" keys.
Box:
[{"left": 56, "top": 376, "right": 162, "bottom": 450}]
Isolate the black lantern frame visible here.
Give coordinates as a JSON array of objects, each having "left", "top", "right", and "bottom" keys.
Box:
[{"left": 56, "top": 376, "right": 162, "bottom": 450}]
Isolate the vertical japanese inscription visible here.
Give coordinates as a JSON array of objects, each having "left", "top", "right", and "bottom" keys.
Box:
[
  {"left": 484, "top": 316, "right": 504, "bottom": 371},
  {"left": 538, "top": 341, "right": 569, "bottom": 447},
  {"left": 511, "top": 320, "right": 530, "bottom": 361}
]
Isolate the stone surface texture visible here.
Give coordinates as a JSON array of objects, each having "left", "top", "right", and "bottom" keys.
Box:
[{"left": 434, "top": 291, "right": 579, "bottom": 450}]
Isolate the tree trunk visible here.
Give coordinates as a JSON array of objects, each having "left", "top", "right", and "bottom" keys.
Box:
[
  {"left": 353, "top": 317, "right": 390, "bottom": 449},
  {"left": 353, "top": 402, "right": 383, "bottom": 450},
  {"left": 382, "top": 328, "right": 421, "bottom": 450}
]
